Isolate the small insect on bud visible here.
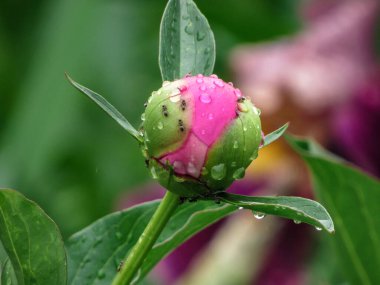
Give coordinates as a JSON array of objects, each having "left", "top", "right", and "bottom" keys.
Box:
[{"left": 142, "top": 75, "right": 261, "bottom": 197}]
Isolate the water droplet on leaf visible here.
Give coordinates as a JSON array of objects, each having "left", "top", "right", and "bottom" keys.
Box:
[
  {"left": 293, "top": 220, "right": 301, "bottom": 224},
  {"left": 253, "top": 211, "right": 265, "bottom": 220},
  {"left": 233, "top": 167, "right": 245, "bottom": 179},
  {"left": 315, "top": 226, "right": 322, "bottom": 231},
  {"left": 185, "top": 22, "right": 194, "bottom": 35},
  {"left": 157, "top": 121, "right": 163, "bottom": 130}
]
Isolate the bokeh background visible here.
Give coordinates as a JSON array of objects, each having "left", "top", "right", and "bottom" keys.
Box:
[{"left": 0, "top": 0, "right": 379, "bottom": 284}]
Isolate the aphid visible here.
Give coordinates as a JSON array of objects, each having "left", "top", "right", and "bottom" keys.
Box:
[
  {"left": 178, "top": 119, "right": 185, "bottom": 132},
  {"left": 162, "top": 105, "right": 169, "bottom": 117},
  {"left": 181, "top": 100, "right": 187, "bottom": 111},
  {"left": 237, "top": 97, "right": 246, "bottom": 103},
  {"left": 117, "top": 260, "right": 124, "bottom": 272}
]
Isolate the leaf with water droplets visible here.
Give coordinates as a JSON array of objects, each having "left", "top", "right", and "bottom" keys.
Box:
[
  {"left": 287, "top": 135, "right": 380, "bottom": 284},
  {"left": 216, "top": 192, "right": 334, "bottom": 233},
  {"left": 0, "top": 189, "right": 67, "bottom": 285},
  {"left": 261, "top": 122, "right": 289, "bottom": 148},
  {"left": 66, "top": 200, "right": 235, "bottom": 285},
  {"left": 65, "top": 73, "right": 142, "bottom": 142},
  {"left": 159, "top": 0, "right": 216, "bottom": 80}
]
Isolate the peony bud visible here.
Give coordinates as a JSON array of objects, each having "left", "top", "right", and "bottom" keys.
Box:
[{"left": 141, "top": 75, "right": 262, "bottom": 197}]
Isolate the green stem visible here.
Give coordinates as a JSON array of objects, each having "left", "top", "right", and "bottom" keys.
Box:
[{"left": 112, "top": 191, "right": 180, "bottom": 285}]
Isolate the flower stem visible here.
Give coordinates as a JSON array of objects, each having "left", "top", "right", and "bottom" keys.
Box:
[{"left": 111, "top": 191, "right": 180, "bottom": 285}]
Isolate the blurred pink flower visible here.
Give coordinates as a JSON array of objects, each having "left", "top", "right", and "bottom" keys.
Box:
[{"left": 231, "top": 0, "right": 379, "bottom": 115}]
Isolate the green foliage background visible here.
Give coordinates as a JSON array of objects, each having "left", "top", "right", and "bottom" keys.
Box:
[{"left": 0, "top": 0, "right": 301, "bottom": 237}]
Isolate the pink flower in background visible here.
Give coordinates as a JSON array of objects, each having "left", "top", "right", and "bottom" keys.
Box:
[{"left": 231, "top": 0, "right": 379, "bottom": 115}]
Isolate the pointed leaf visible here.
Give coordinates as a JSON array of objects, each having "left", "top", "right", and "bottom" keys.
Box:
[
  {"left": 67, "top": 200, "right": 235, "bottom": 285},
  {"left": 159, "top": 0, "right": 216, "bottom": 81},
  {"left": 0, "top": 189, "right": 67, "bottom": 285},
  {"left": 287, "top": 135, "right": 380, "bottom": 285},
  {"left": 261, "top": 122, "right": 289, "bottom": 148},
  {"left": 217, "top": 192, "right": 334, "bottom": 233},
  {"left": 66, "top": 73, "right": 142, "bottom": 142}
]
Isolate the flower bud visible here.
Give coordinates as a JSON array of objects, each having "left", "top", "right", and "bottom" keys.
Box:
[{"left": 141, "top": 75, "right": 261, "bottom": 197}]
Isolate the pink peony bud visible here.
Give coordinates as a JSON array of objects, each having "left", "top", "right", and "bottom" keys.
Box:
[{"left": 141, "top": 75, "right": 262, "bottom": 197}]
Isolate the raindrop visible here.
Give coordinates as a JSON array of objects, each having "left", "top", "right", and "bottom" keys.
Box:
[
  {"left": 201, "top": 129, "right": 206, "bottom": 135},
  {"left": 197, "top": 31, "right": 206, "bottom": 41},
  {"left": 253, "top": 211, "right": 265, "bottom": 220},
  {"left": 185, "top": 22, "right": 194, "bottom": 35},
  {"left": 293, "top": 220, "right": 301, "bottom": 224},
  {"left": 157, "top": 122, "right": 163, "bottom": 130},
  {"left": 211, "top": 164, "right": 226, "bottom": 180},
  {"left": 243, "top": 126, "right": 247, "bottom": 132},
  {"left": 208, "top": 113, "right": 214, "bottom": 120},
  {"left": 200, "top": 93, "right": 211, "bottom": 104},
  {"left": 210, "top": 74, "right": 218, "bottom": 78},
  {"left": 214, "top": 79, "right": 225, "bottom": 88},
  {"left": 315, "top": 226, "right": 322, "bottom": 231},
  {"left": 238, "top": 207, "right": 244, "bottom": 210},
  {"left": 234, "top": 88, "right": 242, "bottom": 98},
  {"left": 201, "top": 167, "right": 209, "bottom": 175},
  {"left": 196, "top": 78, "right": 204, "bottom": 84},
  {"left": 238, "top": 103, "right": 248, "bottom": 113},
  {"left": 197, "top": 74, "right": 203, "bottom": 78},
  {"left": 199, "top": 85, "right": 206, "bottom": 91},
  {"left": 228, "top": 82, "right": 234, "bottom": 86},
  {"left": 170, "top": 95, "right": 181, "bottom": 103},
  {"left": 233, "top": 167, "right": 245, "bottom": 179},
  {"left": 150, "top": 167, "right": 158, "bottom": 179},
  {"left": 97, "top": 270, "right": 106, "bottom": 280},
  {"left": 233, "top": 141, "right": 239, "bottom": 149},
  {"left": 140, "top": 113, "right": 145, "bottom": 121},
  {"left": 187, "top": 162, "right": 198, "bottom": 176}
]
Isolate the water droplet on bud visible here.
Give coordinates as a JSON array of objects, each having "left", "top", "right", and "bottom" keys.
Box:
[
  {"left": 200, "top": 93, "right": 211, "bottom": 104},
  {"left": 208, "top": 113, "right": 214, "bottom": 120},
  {"left": 211, "top": 164, "right": 226, "bottom": 180},
  {"left": 315, "top": 226, "right": 322, "bottom": 231},
  {"left": 253, "top": 211, "right": 265, "bottom": 220},
  {"left": 214, "top": 79, "right": 225, "bottom": 88},
  {"left": 157, "top": 122, "right": 163, "bottom": 130},
  {"left": 141, "top": 113, "right": 145, "bottom": 121},
  {"left": 233, "top": 167, "right": 245, "bottom": 179},
  {"left": 293, "top": 220, "right": 301, "bottom": 224},
  {"left": 238, "top": 206, "right": 244, "bottom": 210}
]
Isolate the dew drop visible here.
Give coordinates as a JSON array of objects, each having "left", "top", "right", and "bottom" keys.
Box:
[
  {"left": 150, "top": 167, "right": 158, "bottom": 179},
  {"left": 238, "top": 103, "right": 248, "bottom": 112},
  {"left": 197, "top": 31, "right": 206, "bottom": 41},
  {"left": 185, "top": 22, "right": 194, "bottom": 35},
  {"left": 157, "top": 121, "right": 163, "bottom": 130},
  {"left": 210, "top": 74, "right": 218, "bottom": 78},
  {"left": 200, "top": 93, "right": 211, "bottom": 104},
  {"left": 197, "top": 74, "right": 203, "bottom": 78},
  {"left": 315, "top": 226, "right": 322, "bottom": 231},
  {"left": 196, "top": 78, "right": 203, "bottom": 84},
  {"left": 201, "top": 167, "right": 209, "bottom": 175},
  {"left": 208, "top": 113, "right": 214, "bottom": 120},
  {"left": 238, "top": 206, "right": 244, "bottom": 210},
  {"left": 140, "top": 113, "right": 145, "bottom": 121},
  {"left": 187, "top": 162, "right": 198, "bottom": 176},
  {"left": 97, "top": 270, "right": 106, "bottom": 280},
  {"left": 293, "top": 220, "right": 301, "bottom": 224},
  {"left": 253, "top": 211, "right": 265, "bottom": 220},
  {"left": 228, "top": 82, "right": 234, "bottom": 86},
  {"left": 233, "top": 141, "right": 239, "bottom": 149},
  {"left": 211, "top": 164, "right": 226, "bottom": 180},
  {"left": 243, "top": 126, "right": 247, "bottom": 132},
  {"left": 234, "top": 88, "right": 242, "bottom": 98},
  {"left": 233, "top": 167, "right": 245, "bottom": 180},
  {"left": 199, "top": 85, "right": 206, "bottom": 91},
  {"left": 170, "top": 95, "right": 181, "bottom": 103},
  {"left": 214, "top": 79, "right": 225, "bottom": 88}
]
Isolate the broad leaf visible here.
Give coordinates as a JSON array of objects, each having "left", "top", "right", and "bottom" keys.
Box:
[
  {"left": 67, "top": 200, "right": 235, "bottom": 285},
  {"left": 159, "top": 0, "right": 215, "bottom": 81},
  {"left": 216, "top": 192, "right": 334, "bottom": 233},
  {"left": 0, "top": 189, "right": 67, "bottom": 285},
  {"left": 288, "top": 135, "right": 380, "bottom": 285},
  {"left": 261, "top": 122, "right": 289, "bottom": 148},
  {"left": 66, "top": 73, "right": 142, "bottom": 142}
]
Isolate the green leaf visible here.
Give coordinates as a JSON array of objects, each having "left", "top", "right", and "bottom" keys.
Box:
[
  {"left": 216, "top": 192, "right": 334, "bottom": 233},
  {"left": 287, "top": 135, "right": 380, "bottom": 285},
  {"left": 159, "top": 0, "right": 216, "bottom": 81},
  {"left": 67, "top": 200, "right": 235, "bottom": 285},
  {"left": 65, "top": 73, "right": 142, "bottom": 142},
  {"left": 262, "top": 122, "right": 289, "bottom": 148},
  {"left": 0, "top": 189, "right": 67, "bottom": 285}
]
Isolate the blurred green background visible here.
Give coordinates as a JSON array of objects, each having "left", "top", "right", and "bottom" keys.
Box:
[{"left": 0, "top": 0, "right": 301, "bottom": 237}]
